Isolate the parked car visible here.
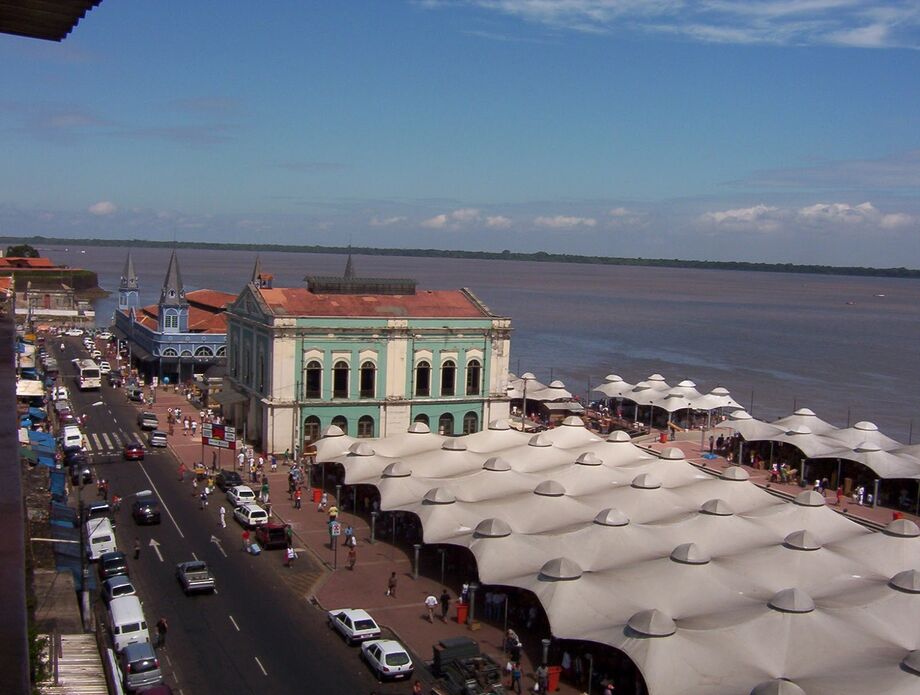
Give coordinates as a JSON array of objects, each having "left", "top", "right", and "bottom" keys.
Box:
[
  {"left": 255, "top": 522, "right": 291, "bottom": 550},
  {"left": 98, "top": 551, "right": 129, "bottom": 581},
  {"left": 137, "top": 411, "right": 159, "bottom": 430},
  {"left": 69, "top": 463, "right": 93, "bottom": 486},
  {"left": 102, "top": 575, "right": 137, "bottom": 603},
  {"left": 214, "top": 469, "right": 243, "bottom": 492},
  {"left": 119, "top": 641, "right": 162, "bottom": 692},
  {"left": 97, "top": 330, "right": 113, "bottom": 340},
  {"left": 232, "top": 503, "right": 269, "bottom": 529},
  {"left": 127, "top": 388, "right": 145, "bottom": 403},
  {"left": 124, "top": 441, "right": 145, "bottom": 461},
  {"left": 90, "top": 349, "right": 102, "bottom": 360},
  {"left": 226, "top": 485, "right": 256, "bottom": 508},
  {"left": 99, "top": 360, "right": 112, "bottom": 374},
  {"left": 52, "top": 386, "right": 69, "bottom": 401},
  {"left": 361, "top": 639, "right": 414, "bottom": 681},
  {"left": 327, "top": 608, "right": 382, "bottom": 645},
  {"left": 175, "top": 561, "right": 216, "bottom": 594},
  {"left": 85, "top": 501, "right": 113, "bottom": 526},
  {"left": 65, "top": 327, "right": 84, "bottom": 336},
  {"left": 132, "top": 493, "right": 161, "bottom": 525},
  {"left": 147, "top": 431, "right": 167, "bottom": 448}
]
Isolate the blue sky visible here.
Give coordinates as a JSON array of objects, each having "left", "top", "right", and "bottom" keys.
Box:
[{"left": 1, "top": 0, "right": 918, "bottom": 266}]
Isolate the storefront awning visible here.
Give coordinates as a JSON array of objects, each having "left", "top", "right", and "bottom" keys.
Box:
[{"left": 210, "top": 388, "right": 247, "bottom": 407}]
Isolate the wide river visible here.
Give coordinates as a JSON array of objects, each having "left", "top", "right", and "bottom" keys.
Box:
[{"left": 43, "top": 244, "right": 920, "bottom": 442}]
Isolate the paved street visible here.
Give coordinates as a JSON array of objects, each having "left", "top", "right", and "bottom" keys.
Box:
[{"left": 57, "top": 337, "right": 401, "bottom": 695}]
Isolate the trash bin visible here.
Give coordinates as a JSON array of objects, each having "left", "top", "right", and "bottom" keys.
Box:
[
  {"left": 312, "top": 487, "right": 322, "bottom": 503},
  {"left": 658, "top": 432, "right": 667, "bottom": 444},
  {"left": 455, "top": 602, "right": 469, "bottom": 624},
  {"left": 547, "top": 665, "right": 562, "bottom": 692}
]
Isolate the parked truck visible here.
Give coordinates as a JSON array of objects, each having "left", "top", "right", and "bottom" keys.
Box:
[{"left": 430, "top": 636, "right": 505, "bottom": 695}]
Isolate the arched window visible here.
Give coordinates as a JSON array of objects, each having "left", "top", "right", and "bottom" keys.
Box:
[
  {"left": 359, "top": 361, "right": 376, "bottom": 398},
  {"left": 463, "top": 411, "right": 479, "bottom": 434},
  {"left": 303, "top": 415, "right": 321, "bottom": 443},
  {"left": 164, "top": 310, "right": 178, "bottom": 330},
  {"left": 305, "top": 360, "right": 322, "bottom": 399},
  {"left": 415, "top": 361, "right": 431, "bottom": 397},
  {"left": 466, "top": 359, "right": 481, "bottom": 396},
  {"left": 161, "top": 348, "right": 177, "bottom": 357},
  {"left": 414, "top": 413, "right": 429, "bottom": 426},
  {"left": 331, "top": 415, "right": 348, "bottom": 434},
  {"left": 333, "top": 361, "right": 349, "bottom": 399},
  {"left": 441, "top": 360, "right": 456, "bottom": 396},
  {"left": 181, "top": 350, "right": 192, "bottom": 357},
  {"left": 195, "top": 346, "right": 213, "bottom": 357},
  {"left": 216, "top": 346, "right": 226, "bottom": 357},
  {"left": 438, "top": 413, "right": 454, "bottom": 436},
  {"left": 357, "top": 415, "right": 375, "bottom": 438}
]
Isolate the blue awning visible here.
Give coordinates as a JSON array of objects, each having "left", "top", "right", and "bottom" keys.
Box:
[
  {"left": 29, "top": 431, "right": 55, "bottom": 446},
  {"left": 28, "top": 407, "right": 47, "bottom": 420},
  {"left": 38, "top": 455, "right": 56, "bottom": 469}
]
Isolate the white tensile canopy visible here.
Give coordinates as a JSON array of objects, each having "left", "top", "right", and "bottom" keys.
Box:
[
  {"left": 592, "top": 374, "right": 636, "bottom": 399},
  {"left": 591, "top": 375, "right": 743, "bottom": 414},
  {"left": 319, "top": 421, "right": 920, "bottom": 695},
  {"left": 715, "top": 412, "right": 918, "bottom": 480}
]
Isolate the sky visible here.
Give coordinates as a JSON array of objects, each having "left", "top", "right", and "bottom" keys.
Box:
[{"left": 1, "top": 0, "right": 919, "bottom": 267}]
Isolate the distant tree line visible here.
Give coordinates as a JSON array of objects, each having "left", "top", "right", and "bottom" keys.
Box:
[{"left": 2, "top": 235, "right": 918, "bottom": 279}]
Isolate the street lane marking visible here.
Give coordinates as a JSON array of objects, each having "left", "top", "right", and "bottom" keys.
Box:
[
  {"left": 191, "top": 552, "right": 199, "bottom": 561},
  {"left": 210, "top": 535, "right": 227, "bottom": 557},
  {"left": 102, "top": 433, "right": 112, "bottom": 449},
  {"left": 91, "top": 433, "right": 102, "bottom": 450},
  {"left": 229, "top": 615, "right": 240, "bottom": 632},
  {"left": 149, "top": 539, "right": 163, "bottom": 562},
  {"left": 254, "top": 656, "right": 267, "bottom": 676},
  {"left": 137, "top": 461, "right": 185, "bottom": 539}
]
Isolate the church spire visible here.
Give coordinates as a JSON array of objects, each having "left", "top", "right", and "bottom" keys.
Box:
[
  {"left": 159, "top": 249, "right": 187, "bottom": 306},
  {"left": 118, "top": 251, "right": 139, "bottom": 309},
  {"left": 343, "top": 248, "right": 355, "bottom": 279},
  {"left": 120, "top": 252, "right": 138, "bottom": 291},
  {"left": 251, "top": 255, "right": 263, "bottom": 284}
]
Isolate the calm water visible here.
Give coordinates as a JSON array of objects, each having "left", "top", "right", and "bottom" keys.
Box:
[{"left": 45, "top": 244, "right": 920, "bottom": 441}]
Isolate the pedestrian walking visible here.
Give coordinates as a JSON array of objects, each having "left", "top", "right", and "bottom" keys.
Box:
[
  {"left": 199, "top": 490, "right": 208, "bottom": 509},
  {"left": 155, "top": 617, "right": 168, "bottom": 648},
  {"left": 285, "top": 546, "right": 295, "bottom": 567},
  {"left": 237, "top": 451, "right": 245, "bottom": 470},
  {"left": 293, "top": 487, "right": 302, "bottom": 509},
  {"left": 440, "top": 589, "right": 451, "bottom": 621},
  {"left": 242, "top": 529, "right": 251, "bottom": 552},
  {"left": 536, "top": 663, "right": 549, "bottom": 693},
  {"left": 270, "top": 454, "right": 277, "bottom": 472},
  {"left": 191, "top": 420, "right": 197, "bottom": 437},
  {"left": 133, "top": 537, "right": 140, "bottom": 560},
  {"left": 347, "top": 546, "right": 356, "bottom": 571},
  {"left": 317, "top": 491, "right": 328, "bottom": 512},
  {"left": 510, "top": 662, "right": 522, "bottom": 694},
  {"left": 386, "top": 571, "right": 398, "bottom": 598},
  {"left": 425, "top": 594, "right": 438, "bottom": 623},
  {"left": 219, "top": 505, "right": 226, "bottom": 528},
  {"left": 284, "top": 524, "right": 293, "bottom": 548},
  {"left": 191, "top": 477, "right": 198, "bottom": 495},
  {"left": 412, "top": 681, "right": 423, "bottom": 695},
  {"left": 708, "top": 435, "right": 714, "bottom": 453}
]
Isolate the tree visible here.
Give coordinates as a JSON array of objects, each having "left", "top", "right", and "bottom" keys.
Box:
[{"left": 6, "top": 244, "right": 39, "bottom": 258}]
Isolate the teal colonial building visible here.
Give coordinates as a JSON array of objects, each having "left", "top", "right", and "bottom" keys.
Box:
[{"left": 222, "top": 260, "right": 512, "bottom": 454}]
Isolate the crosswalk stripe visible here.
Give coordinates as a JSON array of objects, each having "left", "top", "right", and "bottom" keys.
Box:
[
  {"left": 102, "top": 433, "right": 113, "bottom": 449},
  {"left": 91, "top": 433, "right": 102, "bottom": 450},
  {"left": 113, "top": 432, "right": 123, "bottom": 447}
]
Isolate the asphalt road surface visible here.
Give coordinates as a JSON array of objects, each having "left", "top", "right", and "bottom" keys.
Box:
[{"left": 57, "top": 337, "right": 412, "bottom": 695}]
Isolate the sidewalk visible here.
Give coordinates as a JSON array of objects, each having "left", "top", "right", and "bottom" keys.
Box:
[{"left": 138, "top": 387, "right": 584, "bottom": 694}]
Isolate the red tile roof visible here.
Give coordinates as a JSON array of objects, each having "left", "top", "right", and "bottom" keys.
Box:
[
  {"left": 121, "top": 288, "right": 231, "bottom": 335},
  {"left": 257, "top": 287, "right": 487, "bottom": 318},
  {"left": 187, "top": 289, "right": 235, "bottom": 310}
]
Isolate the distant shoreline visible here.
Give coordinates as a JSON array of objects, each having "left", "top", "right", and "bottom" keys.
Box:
[{"left": 6, "top": 235, "right": 918, "bottom": 279}]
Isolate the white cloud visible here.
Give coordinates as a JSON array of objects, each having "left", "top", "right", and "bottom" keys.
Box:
[
  {"left": 420, "top": 213, "right": 450, "bottom": 229},
  {"left": 700, "top": 201, "right": 915, "bottom": 234},
  {"left": 420, "top": 208, "right": 483, "bottom": 229},
  {"left": 88, "top": 201, "right": 116, "bottom": 216},
  {"left": 534, "top": 215, "right": 597, "bottom": 229},
  {"left": 699, "top": 204, "right": 783, "bottom": 231},
  {"left": 609, "top": 207, "right": 632, "bottom": 217},
  {"left": 485, "top": 215, "right": 513, "bottom": 228},
  {"left": 443, "top": 0, "right": 918, "bottom": 48},
  {"left": 369, "top": 215, "right": 406, "bottom": 227}
]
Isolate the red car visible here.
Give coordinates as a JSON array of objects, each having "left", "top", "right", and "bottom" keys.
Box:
[{"left": 123, "top": 441, "right": 145, "bottom": 460}]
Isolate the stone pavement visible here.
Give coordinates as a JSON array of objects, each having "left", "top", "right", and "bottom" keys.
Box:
[{"left": 136, "top": 386, "right": 585, "bottom": 694}]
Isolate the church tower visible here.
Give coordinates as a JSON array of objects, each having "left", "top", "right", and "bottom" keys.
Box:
[
  {"left": 158, "top": 250, "right": 189, "bottom": 333},
  {"left": 118, "top": 252, "right": 139, "bottom": 310}
]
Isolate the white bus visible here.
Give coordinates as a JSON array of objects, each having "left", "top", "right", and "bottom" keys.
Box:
[{"left": 75, "top": 359, "right": 102, "bottom": 390}]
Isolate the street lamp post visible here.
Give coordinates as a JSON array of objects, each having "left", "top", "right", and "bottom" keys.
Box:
[
  {"left": 438, "top": 548, "right": 446, "bottom": 586},
  {"left": 541, "top": 638, "right": 551, "bottom": 665},
  {"left": 335, "top": 483, "right": 342, "bottom": 510},
  {"left": 586, "top": 653, "right": 594, "bottom": 695},
  {"left": 370, "top": 511, "right": 378, "bottom": 544},
  {"left": 467, "top": 582, "right": 479, "bottom": 625},
  {"left": 413, "top": 543, "right": 421, "bottom": 580}
]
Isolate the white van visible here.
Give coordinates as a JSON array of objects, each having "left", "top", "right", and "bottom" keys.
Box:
[
  {"left": 86, "top": 517, "right": 117, "bottom": 561},
  {"left": 62, "top": 424, "right": 83, "bottom": 450},
  {"left": 108, "top": 596, "right": 150, "bottom": 652}
]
